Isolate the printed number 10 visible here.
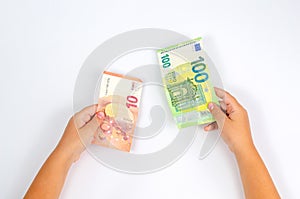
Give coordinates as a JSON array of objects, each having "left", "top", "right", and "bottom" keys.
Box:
[{"left": 126, "top": 95, "right": 138, "bottom": 108}]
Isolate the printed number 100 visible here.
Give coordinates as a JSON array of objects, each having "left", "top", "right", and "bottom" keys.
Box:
[{"left": 161, "top": 54, "right": 171, "bottom": 68}]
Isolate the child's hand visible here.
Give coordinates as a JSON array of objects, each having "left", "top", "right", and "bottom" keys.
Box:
[
  {"left": 55, "top": 97, "right": 114, "bottom": 163},
  {"left": 55, "top": 105, "right": 100, "bottom": 163},
  {"left": 204, "top": 88, "right": 254, "bottom": 154}
]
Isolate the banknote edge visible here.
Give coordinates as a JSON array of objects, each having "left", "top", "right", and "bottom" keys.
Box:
[{"left": 156, "top": 37, "right": 202, "bottom": 54}]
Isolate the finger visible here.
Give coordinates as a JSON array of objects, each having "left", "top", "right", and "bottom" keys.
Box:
[
  {"left": 74, "top": 104, "right": 98, "bottom": 128},
  {"left": 84, "top": 114, "right": 101, "bottom": 132},
  {"left": 204, "top": 122, "right": 218, "bottom": 131},
  {"left": 219, "top": 101, "right": 227, "bottom": 112},
  {"left": 214, "top": 87, "right": 240, "bottom": 111},
  {"left": 214, "top": 87, "right": 236, "bottom": 103},
  {"left": 80, "top": 104, "right": 98, "bottom": 116},
  {"left": 91, "top": 126, "right": 104, "bottom": 145},
  {"left": 79, "top": 115, "right": 101, "bottom": 145},
  {"left": 208, "top": 102, "right": 227, "bottom": 128}
]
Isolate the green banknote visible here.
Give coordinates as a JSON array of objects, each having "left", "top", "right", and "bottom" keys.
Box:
[{"left": 157, "top": 37, "right": 219, "bottom": 128}]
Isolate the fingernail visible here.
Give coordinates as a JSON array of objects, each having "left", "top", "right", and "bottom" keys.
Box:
[
  {"left": 97, "top": 111, "right": 105, "bottom": 119},
  {"left": 208, "top": 103, "right": 214, "bottom": 111}
]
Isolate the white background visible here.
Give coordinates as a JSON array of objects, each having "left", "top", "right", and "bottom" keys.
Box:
[{"left": 1, "top": 0, "right": 299, "bottom": 198}]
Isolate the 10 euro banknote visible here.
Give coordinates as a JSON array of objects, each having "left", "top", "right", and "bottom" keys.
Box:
[
  {"left": 157, "top": 37, "right": 219, "bottom": 128},
  {"left": 92, "top": 71, "right": 143, "bottom": 152}
]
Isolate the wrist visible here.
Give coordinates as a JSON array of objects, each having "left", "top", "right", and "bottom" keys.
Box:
[
  {"left": 53, "top": 145, "right": 79, "bottom": 165},
  {"left": 232, "top": 141, "right": 257, "bottom": 158},
  {"left": 55, "top": 137, "right": 85, "bottom": 163}
]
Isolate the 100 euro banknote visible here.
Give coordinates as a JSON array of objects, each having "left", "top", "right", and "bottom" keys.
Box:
[
  {"left": 157, "top": 37, "right": 219, "bottom": 128},
  {"left": 92, "top": 71, "right": 143, "bottom": 152}
]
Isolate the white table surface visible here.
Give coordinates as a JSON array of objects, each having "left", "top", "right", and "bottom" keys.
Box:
[{"left": 1, "top": 0, "right": 299, "bottom": 198}]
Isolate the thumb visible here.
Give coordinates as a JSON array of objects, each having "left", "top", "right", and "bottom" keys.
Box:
[
  {"left": 79, "top": 114, "right": 100, "bottom": 145},
  {"left": 208, "top": 102, "right": 226, "bottom": 127}
]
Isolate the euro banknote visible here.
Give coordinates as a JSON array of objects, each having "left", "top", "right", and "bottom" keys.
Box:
[
  {"left": 92, "top": 71, "right": 143, "bottom": 152},
  {"left": 157, "top": 37, "right": 219, "bottom": 128}
]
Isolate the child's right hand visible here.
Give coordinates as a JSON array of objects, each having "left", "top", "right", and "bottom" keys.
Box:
[{"left": 204, "top": 88, "right": 255, "bottom": 154}]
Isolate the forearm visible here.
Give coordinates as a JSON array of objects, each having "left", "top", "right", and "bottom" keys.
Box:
[
  {"left": 234, "top": 145, "right": 280, "bottom": 199},
  {"left": 24, "top": 147, "right": 73, "bottom": 199}
]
